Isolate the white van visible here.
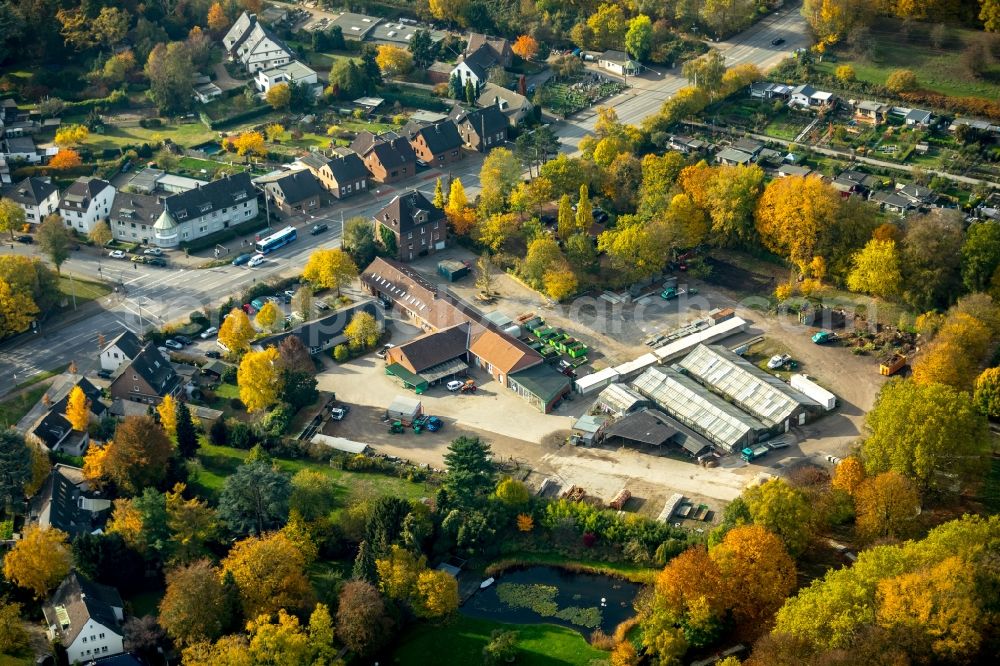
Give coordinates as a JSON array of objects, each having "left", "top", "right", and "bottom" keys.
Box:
[{"left": 200, "top": 326, "right": 218, "bottom": 339}]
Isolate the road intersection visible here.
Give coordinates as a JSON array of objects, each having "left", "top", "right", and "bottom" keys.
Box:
[{"left": 0, "top": 8, "right": 812, "bottom": 383}]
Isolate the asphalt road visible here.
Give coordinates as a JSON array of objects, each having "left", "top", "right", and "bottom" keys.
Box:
[
  {"left": 0, "top": 9, "right": 812, "bottom": 383},
  {"left": 555, "top": 7, "right": 812, "bottom": 151},
  {"left": 0, "top": 155, "right": 487, "bottom": 382}
]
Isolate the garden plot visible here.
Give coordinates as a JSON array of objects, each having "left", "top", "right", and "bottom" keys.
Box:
[{"left": 537, "top": 73, "right": 626, "bottom": 118}]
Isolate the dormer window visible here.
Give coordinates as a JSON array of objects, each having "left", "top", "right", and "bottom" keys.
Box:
[
  {"left": 234, "top": 191, "right": 247, "bottom": 201},
  {"left": 198, "top": 203, "right": 212, "bottom": 213}
]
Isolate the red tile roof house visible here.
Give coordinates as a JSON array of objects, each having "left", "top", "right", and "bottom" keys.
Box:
[{"left": 361, "top": 257, "right": 571, "bottom": 412}]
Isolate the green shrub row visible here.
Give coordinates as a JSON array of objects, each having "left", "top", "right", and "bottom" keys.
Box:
[{"left": 200, "top": 103, "right": 274, "bottom": 130}]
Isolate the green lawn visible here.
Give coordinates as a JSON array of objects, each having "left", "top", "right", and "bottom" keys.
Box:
[
  {"left": 83, "top": 121, "right": 218, "bottom": 151},
  {"left": 0, "top": 386, "right": 46, "bottom": 428},
  {"left": 214, "top": 383, "right": 241, "bottom": 400},
  {"left": 59, "top": 274, "right": 111, "bottom": 306},
  {"left": 0, "top": 654, "right": 34, "bottom": 666},
  {"left": 190, "top": 441, "right": 431, "bottom": 505},
  {"left": 815, "top": 22, "right": 1000, "bottom": 101},
  {"left": 393, "top": 615, "right": 609, "bottom": 666}
]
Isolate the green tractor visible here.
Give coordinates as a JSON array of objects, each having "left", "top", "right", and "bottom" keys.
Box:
[{"left": 388, "top": 421, "right": 404, "bottom": 434}]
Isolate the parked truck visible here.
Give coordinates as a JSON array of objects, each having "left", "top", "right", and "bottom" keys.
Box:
[
  {"left": 879, "top": 352, "right": 907, "bottom": 376},
  {"left": 741, "top": 445, "right": 770, "bottom": 463}
]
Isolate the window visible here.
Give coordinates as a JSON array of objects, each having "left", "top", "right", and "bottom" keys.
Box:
[
  {"left": 82, "top": 637, "right": 87, "bottom": 643},
  {"left": 407, "top": 232, "right": 412, "bottom": 239},
  {"left": 102, "top": 647, "right": 108, "bottom": 653}
]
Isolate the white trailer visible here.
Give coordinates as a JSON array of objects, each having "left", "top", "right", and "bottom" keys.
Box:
[{"left": 790, "top": 374, "right": 836, "bottom": 411}]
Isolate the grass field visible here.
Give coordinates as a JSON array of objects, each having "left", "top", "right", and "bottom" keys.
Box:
[
  {"left": 392, "top": 615, "right": 609, "bottom": 666},
  {"left": 0, "top": 386, "right": 46, "bottom": 427},
  {"left": 816, "top": 21, "right": 1000, "bottom": 100},
  {"left": 190, "top": 441, "right": 431, "bottom": 505},
  {"left": 84, "top": 121, "right": 217, "bottom": 151},
  {"left": 59, "top": 274, "right": 111, "bottom": 306}
]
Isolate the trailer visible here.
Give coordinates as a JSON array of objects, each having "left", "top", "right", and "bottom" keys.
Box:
[
  {"left": 879, "top": 352, "right": 906, "bottom": 376},
  {"left": 790, "top": 374, "right": 837, "bottom": 411}
]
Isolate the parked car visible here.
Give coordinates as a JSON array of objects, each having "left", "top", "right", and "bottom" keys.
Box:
[
  {"left": 96, "top": 369, "right": 113, "bottom": 379},
  {"left": 425, "top": 416, "right": 443, "bottom": 432},
  {"left": 446, "top": 380, "right": 465, "bottom": 392},
  {"left": 310, "top": 223, "right": 328, "bottom": 235},
  {"left": 205, "top": 350, "right": 222, "bottom": 359},
  {"left": 175, "top": 335, "right": 193, "bottom": 345},
  {"left": 147, "top": 257, "right": 167, "bottom": 267},
  {"left": 251, "top": 298, "right": 267, "bottom": 310},
  {"left": 248, "top": 254, "right": 265, "bottom": 267},
  {"left": 315, "top": 300, "right": 330, "bottom": 311},
  {"left": 143, "top": 248, "right": 163, "bottom": 256},
  {"left": 330, "top": 406, "right": 350, "bottom": 421},
  {"left": 375, "top": 343, "right": 394, "bottom": 359},
  {"left": 109, "top": 250, "right": 126, "bottom": 259},
  {"left": 201, "top": 326, "right": 218, "bottom": 339},
  {"left": 164, "top": 339, "right": 183, "bottom": 350},
  {"left": 242, "top": 303, "right": 256, "bottom": 315},
  {"left": 232, "top": 253, "right": 253, "bottom": 266},
  {"left": 15, "top": 234, "right": 33, "bottom": 244},
  {"left": 283, "top": 290, "right": 296, "bottom": 298}
]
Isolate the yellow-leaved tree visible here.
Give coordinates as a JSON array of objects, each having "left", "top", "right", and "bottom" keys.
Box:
[
  {"left": 875, "top": 556, "right": 983, "bottom": 663},
  {"left": 344, "top": 311, "right": 380, "bottom": 351},
  {"left": 854, "top": 471, "right": 920, "bottom": 543},
  {"left": 64, "top": 385, "right": 91, "bottom": 432},
  {"left": 414, "top": 569, "right": 459, "bottom": 618},
  {"left": 512, "top": 35, "right": 539, "bottom": 60},
  {"left": 755, "top": 175, "right": 841, "bottom": 274},
  {"left": 375, "top": 45, "right": 413, "bottom": 77},
  {"left": 265, "top": 83, "right": 291, "bottom": 110},
  {"left": 2, "top": 525, "right": 72, "bottom": 598},
  {"left": 218, "top": 308, "right": 255, "bottom": 353},
  {"left": 221, "top": 532, "right": 313, "bottom": 618},
  {"left": 543, "top": 266, "right": 578, "bottom": 302},
  {"left": 0, "top": 278, "right": 39, "bottom": 337},
  {"left": 237, "top": 347, "right": 282, "bottom": 413},
  {"left": 231, "top": 131, "right": 266, "bottom": 157},
  {"left": 445, "top": 178, "right": 475, "bottom": 236},
  {"left": 255, "top": 301, "right": 280, "bottom": 332},
  {"left": 54, "top": 124, "right": 89, "bottom": 147},
  {"left": 302, "top": 248, "right": 358, "bottom": 296},
  {"left": 831, "top": 456, "right": 865, "bottom": 496},
  {"left": 157, "top": 393, "right": 178, "bottom": 437},
  {"left": 847, "top": 239, "right": 901, "bottom": 299}
]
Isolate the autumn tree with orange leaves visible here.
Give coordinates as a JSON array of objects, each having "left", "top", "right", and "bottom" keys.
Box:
[
  {"left": 49, "top": 149, "right": 82, "bottom": 169},
  {"left": 512, "top": 35, "right": 539, "bottom": 60}
]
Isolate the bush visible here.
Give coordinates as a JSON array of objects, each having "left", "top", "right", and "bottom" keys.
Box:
[
  {"left": 62, "top": 88, "right": 128, "bottom": 113},
  {"left": 886, "top": 69, "right": 918, "bottom": 92},
  {"left": 227, "top": 420, "right": 256, "bottom": 449},
  {"left": 139, "top": 118, "right": 162, "bottom": 129},
  {"left": 333, "top": 344, "right": 349, "bottom": 362},
  {"left": 262, "top": 403, "right": 293, "bottom": 436},
  {"left": 220, "top": 365, "right": 237, "bottom": 383},
  {"left": 209, "top": 418, "right": 228, "bottom": 446}
]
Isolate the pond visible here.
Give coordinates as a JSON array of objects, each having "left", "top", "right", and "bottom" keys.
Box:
[
  {"left": 193, "top": 141, "right": 223, "bottom": 155},
  {"left": 461, "top": 566, "right": 639, "bottom": 637}
]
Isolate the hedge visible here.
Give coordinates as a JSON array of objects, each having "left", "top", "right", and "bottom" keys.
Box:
[
  {"left": 378, "top": 90, "right": 448, "bottom": 112},
  {"left": 13, "top": 164, "right": 94, "bottom": 179},
  {"left": 200, "top": 104, "right": 274, "bottom": 130},
  {"left": 63, "top": 89, "right": 129, "bottom": 112},
  {"left": 179, "top": 216, "right": 269, "bottom": 253}
]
